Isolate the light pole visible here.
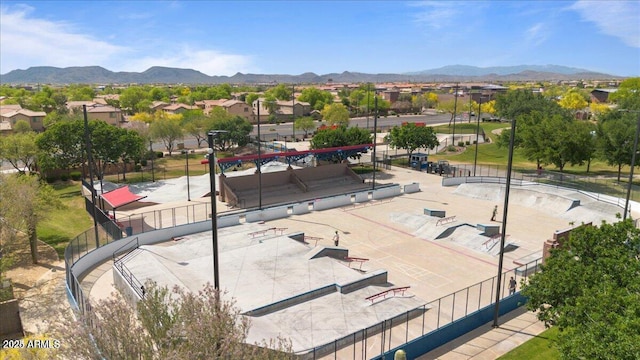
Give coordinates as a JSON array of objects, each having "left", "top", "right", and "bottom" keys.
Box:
[
  {"left": 149, "top": 140, "right": 155, "bottom": 182},
  {"left": 473, "top": 95, "right": 484, "bottom": 176},
  {"left": 493, "top": 119, "right": 516, "bottom": 328},
  {"left": 257, "top": 100, "right": 263, "bottom": 209},
  {"left": 183, "top": 149, "right": 191, "bottom": 201},
  {"left": 207, "top": 130, "right": 227, "bottom": 291},
  {"left": 372, "top": 93, "right": 378, "bottom": 190},
  {"left": 623, "top": 111, "right": 640, "bottom": 220},
  {"left": 83, "top": 105, "right": 99, "bottom": 247}
]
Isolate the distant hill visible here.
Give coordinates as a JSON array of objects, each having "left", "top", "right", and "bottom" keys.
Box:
[{"left": 0, "top": 65, "right": 621, "bottom": 85}]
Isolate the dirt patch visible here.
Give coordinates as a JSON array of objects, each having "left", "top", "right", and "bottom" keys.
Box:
[{"left": 4, "top": 235, "right": 60, "bottom": 299}]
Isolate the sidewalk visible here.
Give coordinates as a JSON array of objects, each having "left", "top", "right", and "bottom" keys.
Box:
[{"left": 417, "top": 307, "right": 546, "bottom": 359}]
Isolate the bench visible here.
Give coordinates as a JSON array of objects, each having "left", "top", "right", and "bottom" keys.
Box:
[
  {"left": 344, "top": 256, "right": 369, "bottom": 270},
  {"left": 424, "top": 208, "right": 446, "bottom": 218},
  {"left": 436, "top": 216, "right": 456, "bottom": 226},
  {"left": 365, "top": 286, "right": 410, "bottom": 304}
]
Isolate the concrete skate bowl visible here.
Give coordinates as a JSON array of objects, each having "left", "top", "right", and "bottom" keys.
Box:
[{"left": 454, "top": 183, "right": 580, "bottom": 217}]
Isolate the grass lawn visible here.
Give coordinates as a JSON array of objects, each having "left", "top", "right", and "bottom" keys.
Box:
[
  {"left": 38, "top": 181, "right": 92, "bottom": 259},
  {"left": 498, "top": 327, "right": 560, "bottom": 360}
]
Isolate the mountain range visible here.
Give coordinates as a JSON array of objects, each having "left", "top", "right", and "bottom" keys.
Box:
[{"left": 0, "top": 65, "right": 621, "bottom": 85}]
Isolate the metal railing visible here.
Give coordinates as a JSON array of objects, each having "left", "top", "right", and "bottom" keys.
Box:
[{"left": 298, "top": 257, "right": 542, "bottom": 359}]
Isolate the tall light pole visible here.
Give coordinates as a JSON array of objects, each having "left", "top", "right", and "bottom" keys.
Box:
[
  {"left": 149, "top": 140, "right": 155, "bottom": 182},
  {"left": 207, "top": 130, "right": 227, "bottom": 290},
  {"left": 624, "top": 112, "right": 640, "bottom": 220},
  {"left": 473, "top": 95, "right": 483, "bottom": 176},
  {"left": 83, "top": 105, "right": 99, "bottom": 247},
  {"left": 372, "top": 93, "right": 378, "bottom": 190},
  {"left": 184, "top": 149, "right": 191, "bottom": 201},
  {"left": 493, "top": 119, "right": 516, "bottom": 327},
  {"left": 257, "top": 100, "right": 263, "bottom": 209},
  {"left": 291, "top": 84, "right": 296, "bottom": 141}
]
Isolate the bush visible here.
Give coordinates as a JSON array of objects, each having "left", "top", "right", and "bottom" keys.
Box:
[
  {"left": 135, "top": 164, "right": 142, "bottom": 172},
  {"left": 457, "top": 141, "right": 465, "bottom": 147},
  {"left": 60, "top": 174, "right": 69, "bottom": 182},
  {"left": 45, "top": 175, "right": 58, "bottom": 183},
  {"left": 156, "top": 151, "right": 164, "bottom": 158},
  {"left": 465, "top": 141, "right": 471, "bottom": 146},
  {"left": 447, "top": 145, "right": 457, "bottom": 152},
  {"left": 140, "top": 159, "right": 148, "bottom": 167},
  {"left": 70, "top": 171, "right": 82, "bottom": 181}
]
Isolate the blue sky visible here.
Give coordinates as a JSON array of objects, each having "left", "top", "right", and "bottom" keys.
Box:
[{"left": 1, "top": 1, "right": 639, "bottom": 77}]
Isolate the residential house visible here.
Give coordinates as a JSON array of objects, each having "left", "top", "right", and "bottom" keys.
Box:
[
  {"left": 590, "top": 89, "right": 617, "bottom": 103},
  {"left": 66, "top": 101, "right": 124, "bottom": 126},
  {"left": 0, "top": 107, "right": 46, "bottom": 132},
  {"left": 162, "top": 103, "right": 198, "bottom": 115},
  {"left": 221, "top": 99, "right": 252, "bottom": 119},
  {"left": 150, "top": 101, "right": 170, "bottom": 112},
  {"left": 251, "top": 98, "right": 311, "bottom": 124}
]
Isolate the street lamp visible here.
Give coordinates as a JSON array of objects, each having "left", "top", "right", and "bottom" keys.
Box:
[
  {"left": 473, "top": 94, "right": 485, "bottom": 176},
  {"left": 207, "top": 130, "right": 227, "bottom": 290},
  {"left": 372, "top": 92, "right": 379, "bottom": 190}
]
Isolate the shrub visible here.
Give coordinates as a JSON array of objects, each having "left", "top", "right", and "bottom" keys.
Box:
[
  {"left": 465, "top": 141, "right": 471, "bottom": 145},
  {"left": 60, "top": 174, "right": 69, "bottom": 182},
  {"left": 45, "top": 175, "right": 58, "bottom": 183},
  {"left": 140, "top": 159, "right": 148, "bottom": 167},
  {"left": 156, "top": 151, "right": 164, "bottom": 158},
  {"left": 70, "top": 171, "right": 82, "bottom": 181},
  {"left": 457, "top": 141, "right": 465, "bottom": 147},
  {"left": 135, "top": 164, "right": 142, "bottom": 172},
  {"left": 447, "top": 145, "right": 457, "bottom": 152}
]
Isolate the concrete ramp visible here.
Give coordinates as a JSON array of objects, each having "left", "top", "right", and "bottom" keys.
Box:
[{"left": 454, "top": 184, "right": 580, "bottom": 216}]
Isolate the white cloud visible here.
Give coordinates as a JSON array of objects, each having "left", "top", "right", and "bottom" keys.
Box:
[
  {"left": 0, "top": 5, "right": 256, "bottom": 76},
  {"left": 121, "top": 47, "right": 256, "bottom": 76},
  {"left": 409, "top": 1, "right": 461, "bottom": 29},
  {"left": 525, "top": 22, "right": 549, "bottom": 46},
  {"left": 0, "top": 5, "right": 128, "bottom": 73},
  {"left": 570, "top": 0, "right": 640, "bottom": 48}
]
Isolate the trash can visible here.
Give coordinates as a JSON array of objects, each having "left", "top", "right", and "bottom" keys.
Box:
[{"left": 125, "top": 227, "right": 133, "bottom": 236}]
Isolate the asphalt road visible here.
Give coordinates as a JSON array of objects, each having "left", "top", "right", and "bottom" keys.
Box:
[{"left": 173, "top": 113, "right": 467, "bottom": 150}]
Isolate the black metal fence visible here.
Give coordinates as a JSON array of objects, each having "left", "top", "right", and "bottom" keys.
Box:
[{"left": 298, "top": 258, "right": 542, "bottom": 359}]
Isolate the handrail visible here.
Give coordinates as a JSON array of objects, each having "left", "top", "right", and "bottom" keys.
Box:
[
  {"left": 365, "top": 286, "right": 411, "bottom": 304},
  {"left": 112, "top": 236, "right": 140, "bottom": 262}
]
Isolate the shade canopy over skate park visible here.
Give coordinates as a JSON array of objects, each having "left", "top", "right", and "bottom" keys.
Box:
[{"left": 72, "top": 142, "right": 629, "bottom": 359}]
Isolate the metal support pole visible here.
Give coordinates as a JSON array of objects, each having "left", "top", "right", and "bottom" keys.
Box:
[
  {"left": 474, "top": 96, "right": 482, "bottom": 176},
  {"left": 83, "top": 105, "right": 99, "bottom": 248},
  {"left": 257, "top": 101, "right": 263, "bottom": 209},
  {"left": 493, "top": 119, "right": 516, "bottom": 327},
  {"left": 624, "top": 114, "right": 640, "bottom": 220},
  {"left": 372, "top": 94, "right": 378, "bottom": 190},
  {"left": 149, "top": 140, "right": 155, "bottom": 182},
  {"left": 185, "top": 150, "right": 191, "bottom": 201},
  {"left": 207, "top": 131, "right": 221, "bottom": 290}
]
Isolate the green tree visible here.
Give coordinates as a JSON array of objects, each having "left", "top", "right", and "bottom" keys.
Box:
[
  {"left": 54, "top": 283, "right": 293, "bottom": 359},
  {"left": 12, "top": 119, "right": 32, "bottom": 133},
  {"left": 120, "top": 86, "right": 151, "bottom": 114},
  {"left": 521, "top": 220, "right": 640, "bottom": 360},
  {"left": 321, "top": 103, "right": 350, "bottom": 127},
  {"left": 245, "top": 93, "right": 260, "bottom": 107},
  {"left": 35, "top": 120, "right": 86, "bottom": 175},
  {"left": 149, "top": 115, "right": 183, "bottom": 156},
  {"left": 208, "top": 108, "right": 253, "bottom": 151},
  {"left": 310, "top": 126, "right": 371, "bottom": 151},
  {"left": 609, "top": 77, "right": 640, "bottom": 110},
  {"left": 294, "top": 117, "right": 315, "bottom": 138},
  {"left": 0, "top": 132, "right": 38, "bottom": 174},
  {"left": 298, "top": 87, "right": 334, "bottom": 111},
  {"left": 0, "top": 174, "right": 62, "bottom": 264},
  {"left": 596, "top": 115, "right": 637, "bottom": 181},
  {"left": 266, "top": 84, "right": 293, "bottom": 101},
  {"left": 387, "top": 124, "right": 439, "bottom": 165}
]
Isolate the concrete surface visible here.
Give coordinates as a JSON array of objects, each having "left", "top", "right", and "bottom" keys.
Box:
[{"left": 80, "top": 154, "right": 630, "bottom": 359}]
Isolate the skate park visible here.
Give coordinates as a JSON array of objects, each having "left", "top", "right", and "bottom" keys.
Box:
[{"left": 67, "top": 143, "right": 632, "bottom": 359}]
